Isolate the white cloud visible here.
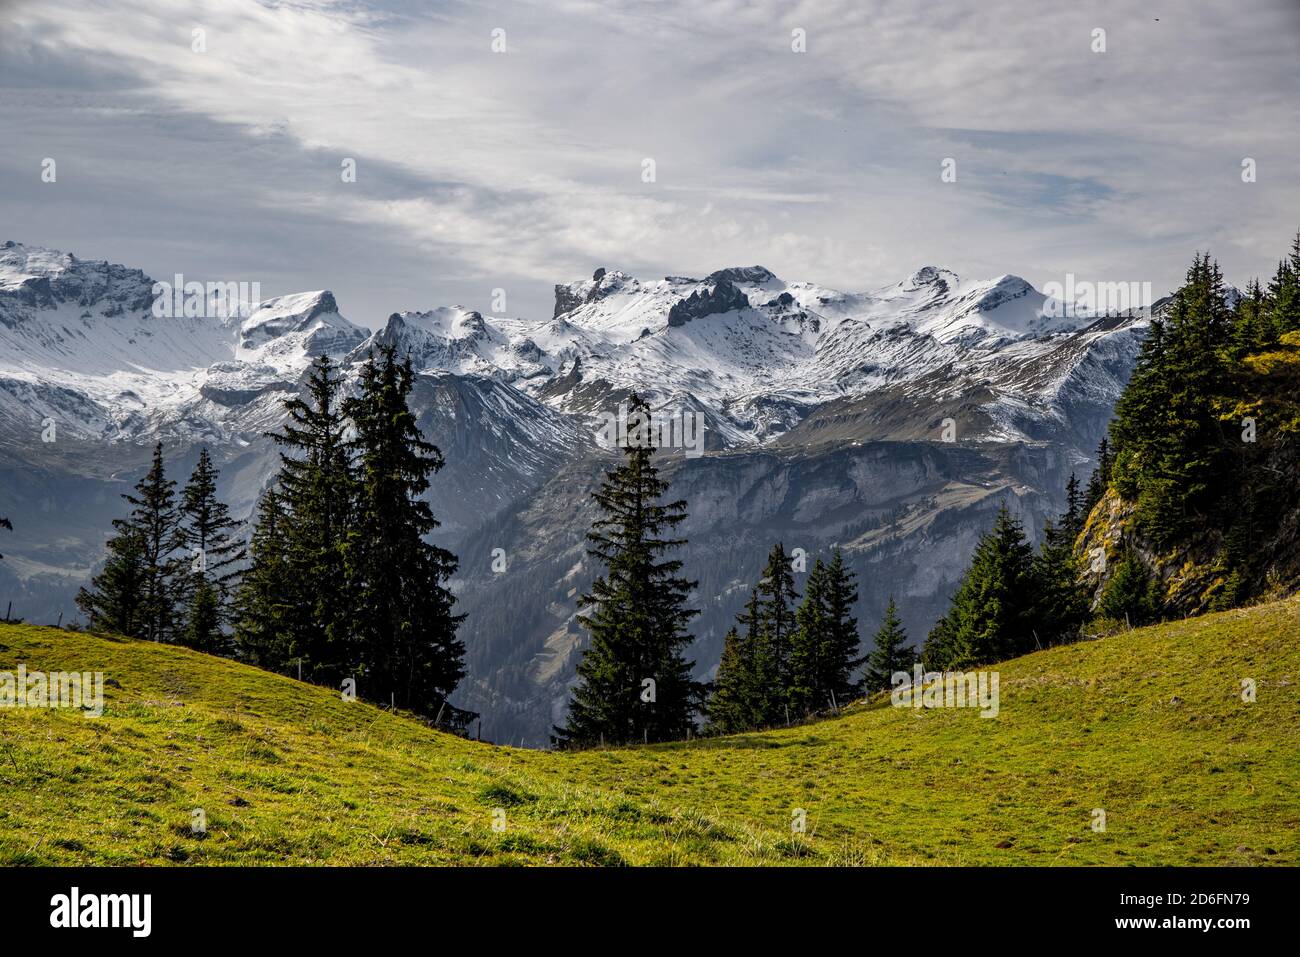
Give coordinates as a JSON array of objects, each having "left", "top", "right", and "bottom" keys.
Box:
[{"left": 1, "top": 0, "right": 1297, "bottom": 322}]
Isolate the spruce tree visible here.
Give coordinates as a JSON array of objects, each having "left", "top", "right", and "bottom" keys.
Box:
[
  {"left": 233, "top": 489, "right": 293, "bottom": 669},
  {"left": 76, "top": 526, "right": 147, "bottom": 637},
  {"left": 863, "top": 597, "right": 914, "bottom": 693},
  {"left": 343, "top": 346, "right": 464, "bottom": 714},
  {"left": 265, "top": 354, "right": 357, "bottom": 684},
  {"left": 178, "top": 447, "right": 246, "bottom": 654},
  {"left": 78, "top": 443, "right": 185, "bottom": 642},
  {"left": 708, "top": 624, "right": 755, "bottom": 734},
  {"left": 1031, "top": 517, "right": 1089, "bottom": 646},
  {"left": 1063, "top": 473, "right": 1084, "bottom": 538},
  {"left": 1097, "top": 548, "right": 1160, "bottom": 626},
  {"left": 751, "top": 542, "right": 800, "bottom": 725},
  {"left": 928, "top": 505, "right": 1037, "bottom": 669},
  {"left": 787, "top": 558, "right": 828, "bottom": 716},
  {"left": 1083, "top": 437, "right": 1112, "bottom": 516},
  {"left": 820, "top": 551, "right": 864, "bottom": 706},
  {"left": 555, "top": 393, "right": 700, "bottom": 747}
]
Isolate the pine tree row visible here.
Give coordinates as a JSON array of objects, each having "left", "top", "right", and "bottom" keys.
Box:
[{"left": 76, "top": 443, "right": 245, "bottom": 652}]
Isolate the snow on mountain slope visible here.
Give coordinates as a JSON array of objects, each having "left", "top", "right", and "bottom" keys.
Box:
[{"left": 0, "top": 240, "right": 1146, "bottom": 455}]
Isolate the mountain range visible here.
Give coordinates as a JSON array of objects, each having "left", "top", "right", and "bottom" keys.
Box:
[{"left": 0, "top": 240, "right": 1154, "bottom": 744}]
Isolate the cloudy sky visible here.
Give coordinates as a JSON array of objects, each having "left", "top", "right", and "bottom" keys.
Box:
[{"left": 1, "top": 0, "right": 1297, "bottom": 325}]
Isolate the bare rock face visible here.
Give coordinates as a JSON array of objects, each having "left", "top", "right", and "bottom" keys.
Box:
[{"left": 665, "top": 279, "right": 749, "bottom": 327}]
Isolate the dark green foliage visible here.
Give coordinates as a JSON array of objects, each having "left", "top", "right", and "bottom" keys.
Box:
[
  {"left": 787, "top": 558, "right": 828, "bottom": 716},
  {"left": 1110, "top": 254, "right": 1235, "bottom": 547},
  {"left": 234, "top": 350, "right": 466, "bottom": 718},
  {"left": 259, "top": 354, "right": 357, "bottom": 685},
  {"left": 178, "top": 447, "right": 246, "bottom": 653},
  {"left": 1097, "top": 549, "right": 1161, "bottom": 626},
  {"left": 821, "top": 551, "right": 865, "bottom": 705},
  {"left": 76, "top": 525, "right": 147, "bottom": 638},
  {"left": 751, "top": 542, "right": 800, "bottom": 724},
  {"left": 1032, "top": 515, "right": 1090, "bottom": 646},
  {"left": 77, "top": 443, "right": 184, "bottom": 642},
  {"left": 0, "top": 516, "right": 10, "bottom": 561},
  {"left": 1092, "top": 232, "right": 1300, "bottom": 612},
  {"left": 343, "top": 346, "right": 464, "bottom": 714},
  {"left": 1083, "top": 437, "right": 1112, "bottom": 518},
  {"left": 233, "top": 490, "right": 293, "bottom": 669},
  {"left": 923, "top": 505, "right": 1036, "bottom": 669},
  {"left": 863, "top": 597, "right": 914, "bottom": 693},
  {"left": 712, "top": 546, "right": 865, "bottom": 731},
  {"left": 1063, "top": 473, "right": 1085, "bottom": 539},
  {"left": 555, "top": 394, "right": 700, "bottom": 747}
]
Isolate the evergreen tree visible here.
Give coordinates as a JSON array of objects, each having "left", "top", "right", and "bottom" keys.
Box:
[
  {"left": 751, "top": 542, "right": 800, "bottom": 725},
  {"left": 1266, "top": 234, "right": 1300, "bottom": 337},
  {"left": 1063, "top": 473, "right": 1085, "bottom": 539},
  {"left": 343, "top": 346, "right": 464, "bottom": 714},
  {"left": 787, "top": 558, "right": 829, "bottom": 716},
  {"left": 76, "top": 525, "right": 147, "bottom": 637},
  {"left": 264, "top": 354, "right": 357, "bottom": 684},
  {"left": 1096, "top": 548, "right": 1161, "bottom": 626},
  {"left": 233, "top": 489, "right": 293, "bottom": 669},
  {"left": 76, "top": 444, "right": 182, "bottom": 640},
  {"left": 0, "top": 516, "right": 9, "bottom": 561},
  {"left": 708, "top": 589, "right": 765, "bottom": 734},
  {"left": 708, "top": 624, "right": 755, "bottom": 734},
  {"left": 1228, "top": 278, "right": 1270, "bottom": 358},
  {"left": 926, "top": 505, "right": 1037, "bottom": 669},
  {"left": 1083, "top": 437, "right": 1112, "bottom": 516},
  {"left": 1031, "top": 516, "right": 1090, "bottom": 646},
  {"left": 863, "top": 597, "right": 914, "bottom": 693},
  {"left": 178, "top": 447, "right": 246, "bottom": 654},
  {"left": 1112, "top": 254, "right": 1236, "bottom": 546},
  {"left": 555, "top": 394, "right": 700, "bottom": 747},
  {"left": 820, "top": 551, "right": 864, "bottom": 706}
]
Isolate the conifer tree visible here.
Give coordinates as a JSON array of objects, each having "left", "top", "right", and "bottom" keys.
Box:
[
  {"left": 0, "top": 516, "right": 9, "bottom": 561},
  {"left": 1266, "top": 234, "right": 1300, "bottom": 337},
  {"left": 265, "top": 354, "right": 357, "bottom": 684},
  {"left": 1110, "top": 254, "right": 1235, "bottom": 546},
  {"left": 233, "top": 489, "right": 293, "bottom": 669},
  {"left": 343, "top": 346, "right": 464, "bottom": 714},
  {"left": 178, "top": 447, "right": 246, "bottom": 654},
  {"left": 1083, "top": 437, "right": 1112, "bottom": 516},
  {"left": 1096, "top": 548, "right": 1161, "bottom": 626},
  {"left": 76, "top": 526, "right": 147, "bottom": 637},
  {"left": 708, "top": 589, "right": 765, "bottom": 733},
  {"left": 555, "top": 394, "right": 700, "bottom": 747},
  {"left": 78, "top": 443, "right": 185, "bottom": 641},
  {"left": 787, "top": 558, "right": 828, "bottom": 716},
  {"left": 751, "top": 542, "right": 800, "bottom": 725},
  {"left": 925, "top": 505, "right": 1036, "bottom": 669},
  {"left": 820, "top": 550, "right": 864, "bottom": 706},
  {"left": 1063, "top": 473, "right": 1084, "bottom": 538},
  {"left": 1228, "top": 278, "right": 1269, "bottom": 358},
  {"left": 863, "top": 597, "right": 914, "bottom": 693},
  {"left": 1031, "top": 516, "right": 1089, "bottom": 646}
]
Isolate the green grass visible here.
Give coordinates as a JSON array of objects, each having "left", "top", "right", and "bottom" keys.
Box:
[{"left": 1, "top": 597, "right": 1297, "bottom": 865}]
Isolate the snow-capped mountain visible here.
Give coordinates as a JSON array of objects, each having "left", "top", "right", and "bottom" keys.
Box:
[{"left": 0, "top": 240, "right": 1153, "bottom": 746}]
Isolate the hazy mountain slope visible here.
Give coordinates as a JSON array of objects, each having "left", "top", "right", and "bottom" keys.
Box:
[{"left": 0, "top": 241, "right": 1156, "bottom": 742}]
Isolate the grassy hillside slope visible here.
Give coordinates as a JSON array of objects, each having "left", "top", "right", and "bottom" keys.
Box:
[{"left": 1, "top": 598, "right": 1297, "bottom": 866}]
